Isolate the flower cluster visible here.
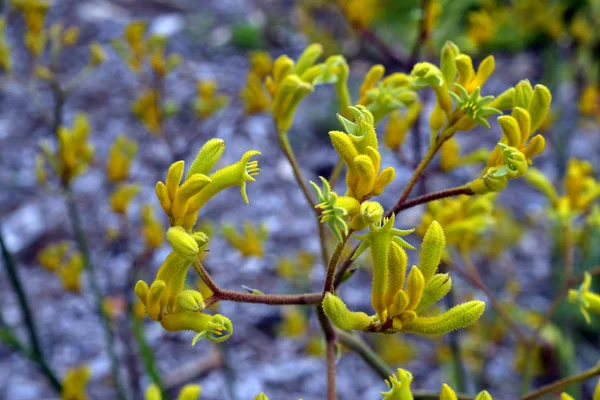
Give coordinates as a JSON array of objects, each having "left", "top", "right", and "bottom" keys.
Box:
[
  {"left": 38, "top": 241, "right": 84, "bottom": 293},
  {"left": 323, "top": 220, "right": 485, "bottom": 335}
]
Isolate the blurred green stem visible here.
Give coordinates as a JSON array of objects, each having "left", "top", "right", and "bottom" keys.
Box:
[
  {"left": 0, "top": 230, "right": 62, "bottom": 392},
  {"left": 65, "top": 188, "right": 129, "bottom": 400},
  {"left": 521, "top": 363, "right": 600, "bottom": 400}
]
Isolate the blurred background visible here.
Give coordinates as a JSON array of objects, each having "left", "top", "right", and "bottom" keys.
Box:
[{"left": 1, "top": 0, "right": 599, "bottom": 399}]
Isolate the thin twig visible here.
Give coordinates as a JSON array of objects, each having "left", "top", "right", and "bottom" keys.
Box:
[
  {"left": 65, "top": 189, "right": 129, "bottom": 400},
  {"left": 193, "top": 259, "right": 322, "bottom": 307},
  {"left": 0, "top": 229, "right": 62, "bottom": 392},
  {"left": 335, "top": 330, "right": 392, "bottom": 379},
  {"left": 520, "top": 363, "right": 600, "bottom": 400}
]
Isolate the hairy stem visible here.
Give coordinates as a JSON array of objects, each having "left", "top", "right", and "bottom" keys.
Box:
[
  {"left": 193, "top": 259, "right": 322, "bottom": 307},
  {"left": 65, "top": 189, "right": 129, "bottom": 400},
  {"left": 0, "top": 230, "right": 62, "bottom": 392}
]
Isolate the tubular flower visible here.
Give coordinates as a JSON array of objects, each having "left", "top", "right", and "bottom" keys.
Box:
[
  {"left": 310, "top": 176, "right": 360, "bottom": 242},
  {"left": 110, "top": 183, "right": 141, "bottom": 214},
  {"left": 39, "top": 113, "right": 94, "bottom": 186},
  {"left": 61, "top": 365, "right": 90, "bottom": 400},
  {"left": 410, "top": 42, "right": 506, "bottom": 146},
  {"left": 569, "top": 273, "right": 600, "bottom": 324},
  {"left": 418, "top": 194, "right": 496, "bottom": 253},
  {"left": 355, "top": 64, "right": 417, "bottom": 123},
  {"left": 106, "top": 135, "right": 138, "bottom": 182},
  {"left": 135, "top": 230, "right": 232, "bottom": 345},
  {"left": 38, "top": 242, "right": 84, "bottom": 293},
  {"left": 155, "top": 139, "right": 260, "bottom": 230},
  {"left": 469, "top": 81, "right": 552, "bottom": 194},
  {"left": 338, "top": 0, "right": 379, "bottom": 30},
  {"left": 380, "top": 368, "right": 495, "bottom": 400},
  {"left": 265, "top": 44, "right": 352, "bottom": 133},
  {"left": 222, "top": 221, "right": 268, "bottom": 258},
  {"left": 141, "top": 204, "right": 165, "bottom": 249},
  {"left": 194, "top": 80, "right": 229, "bottom": 120},
  {"left": 323, "top": 220, "right": 485, "bottom": 335},
  {"left": 278, "top": 306, "right": 309, "bottom": 338},
  {"left": 145, "top": 383, "right": 202, "bottom": 400},
  {"left": 330, "top": 105, "right": 396, "bottom": 202}
]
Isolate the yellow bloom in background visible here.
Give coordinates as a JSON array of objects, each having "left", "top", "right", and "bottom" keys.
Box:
[
  {"left": 110, "top": 183, "right": 141, "bottom": 215},
  {"left": 145, "top": 383, "right": 201, "bottom": 400},
  {"left": 142, "top": 204, "right": 165, "bottom": 250},
  {"left": 439, "top": 137, "right": 489, "bottom": 173},
  {"left": 132, "top": 89, "right": 162, "bottom": 135},
  {"left": 13, "top": 0, "right": 49, "bottom": 58},
  {"left": 57, "top": 252, "right": 84, "bottom": 293},
  {"left": 38, "top": 241, "right": 70, "bottom": 272},
  {"left": 61, "top": 365, "right": 90, "bottom": 400},
  {"left": 569, "top": 273, "right": 600, "bottom": 324},
  {"left": 194, "top": 80, "right": 229, "bottom": 119},
  {"left": 275, "top": 250, "right": 314, "bottom": 283},
  {"left": 222, "top": 221, "right": 268, "bottom": 258},
  {"left": 418, "top": 194, "right": 496, "bottom": 253},
  {"left": 39, "top": 113, "right": 94, "bottom": 186},
  {"left": 579, "top": 85, "right": 599, "bottom": 119},
  {"left": 374, "top": 334, "right": 415, "bottom": 365},
  {"left": 278, "top": 306, "right": 309, "bottom": 338},
  {"left": 38, "top": 241, "right": 84, "bottom": 293},
  {"left": 384, "top": 102, "right": 421, "bottom": 151},
  {"left": 0, "top": 18, "right": 12, "bottom": 73},
  {"left": 248, "top": 51, "right": 273, "bottom": 78},
  {"left": 106, "top": 135, "right": 138, "bottom": 183},
  {"left": 240, "top": 72, "right": 271, "bottom": 115},
  {"left": 467, "top": 9, "right": 496, "bottom": 47},
  {"left": 338, "top": 0, "right": 379, "bottom": 29}
]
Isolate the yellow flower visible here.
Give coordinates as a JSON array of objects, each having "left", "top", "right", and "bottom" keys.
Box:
[
  {"left": 579, "top": 85, "right": 599, "bottom": 118},
  {"left": 338, "top": 0, "right": 379, "bottom": 29},
  {"left": 0, "top": 18, "right": 12, "bottom": 72},
  {"left": 106, "top": 135, "right": 138, "bottom": 182},
  {"left": 62, "top": 365, "right": 90, "bottom": 400},
  {"left": 222, "top": 221, "right": 268, "bottom": 258},
  {"left": 240, "top": 72, "right": 271, "bottom": 115},
  {"left": 383, "top": 102, "right": 421, "bottom": 151},
  {"left": 41, "top": 113, "right": 94, "bottom": 186},
  {"left": 324, "top": 220, "right": 485, "bottom": 335},
  {"left": 110, "top": 183, "right": 141, "bottom": 215},
  {"left": 145, "top": 383, "right": 201, "bottom": 400},
  {"left": 194, "top": 80, "right": 229, "bottom": 119},
  {"left": 57, "top": 252, "right": 84, "bottom": 293},
  {"left": 467, "top": 9, "right": 496, "bottom": 46},
  {"left": 142, "top": 204, "right": 165, "bottom": 249},
  {"left": 278, "top": 306, "right": 308, "bottom": 338},
  {"left": 275, "top": 250, "right": 314, "bottom": 283},
  {"left": 38, "top": 241, "right": 70, "bottom": 271},
  {"left": 155, "top": 139, "right": 260, "bottom": 230},
  {"left": 569, "top": 272, "right": 600, "bottom": 324},
  {"left": 13, "top": 0, "right": 49, "bottom": 58},
  {"left": 132, "top": 89, "right": 162, "bottom": 135}
]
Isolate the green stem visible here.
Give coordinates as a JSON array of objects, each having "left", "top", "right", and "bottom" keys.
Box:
[
  {"left": 0, "top": 228, "right": 62, "bottom": 392},
  {"left": 131, "top": 312, "right": 166, "bottom": 398},
  {"left": 521, "top": 363, "right": 600, "bottom": 400},
  {"left": 65, "top": 188, "right": 129, "bottom": 400}
]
